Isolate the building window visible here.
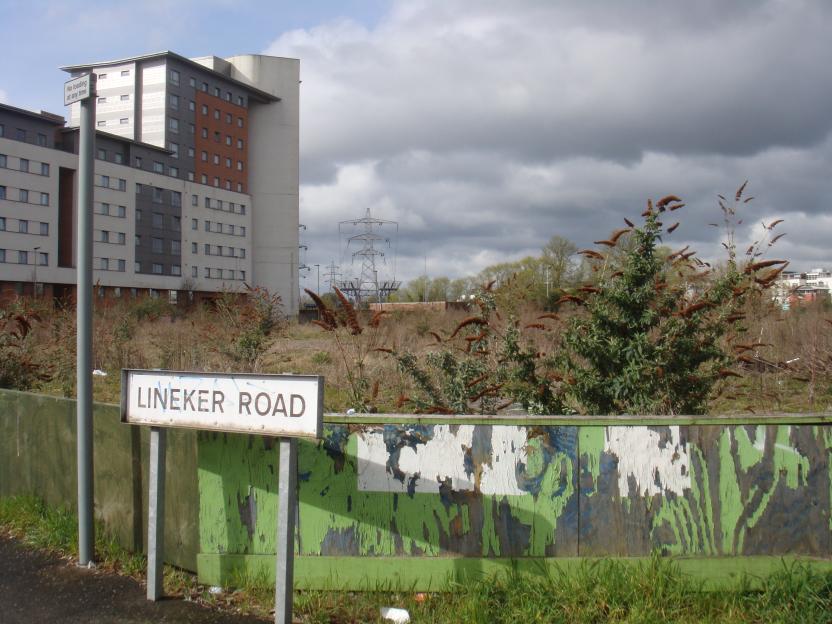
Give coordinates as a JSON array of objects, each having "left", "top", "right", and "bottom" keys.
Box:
[
  {"left": 40, "top": 222, "right": 49, "bottom": 236},
  {"left": 100, "top": 258, "right": 109, "bottom": 271},
  {"left": 216, "top": 200, "right": 223, "bottom": 210},
  {"left": 201, "top": 82, "right": 208, "bottom": 92},
  {"left": 237, "top": 117, "right": 244, "bottom": 128},
  {"left": 240, "top": 248, "right": 245, "bottom": 259},
  {"left": 152, "top": 237, "right": 163, "bottom": 253},
  {"left": 136, "top": 208, "right": 142, "bottom": 221},
  {"left": 16, "top": 128, "right": 26, "bottom": 141},
  {"left": 204, "top": 267, "right": 210, "bottom": 278},
  {"left": 0, "top": 248, "right": 6, "bottom": 262},
  {"left": 240, "top": 226, "right": 246, "bottom": 236},
  {"left": 120, "top": 118, "right": 129, "bottom": 125},
  {"left": 200, "top": 174, "right": 207, "bottom": 184},
  {"left": 224, "top": 135, "right": 231, "bottom": 146},
  {"left": 240, "top": 205, "right": 246, "bottom": 215},
  {"left": 188, "top": 123, "right": 195, "bottom": 135},
  {"left": 237, "top": 160, "right": 243, "bottom": 171},
  {"left": 189, "top": 77, "right": 196, "bottom": 88},
  {"left": 172, "top": 265, "right": 181, "bottom": 276},
  {"left": 97, "top": 120, "right": 106, "bottom": 127},
  {"left": 187, "top": 147, "right": 194, "bottom": 158},
  {"left": 121, "top": 69, "right": 130, "bottom": 77},
  {"left": 169, "top": 118, "right": 179, "bottom": 133},
  {"left": 225, "top": 91, "right": 232, "bottom": 102},
  {"left": 19, "top": 158, "right": 29, "bottom": 173},
  {"left": 225, "top": 157, "right": 231, "bottom": 168},
  {"left": 36, "top": 133, "right": 47, "bottom": 146},
  {"left": 213, "top": 87, "right": 221, "bottom": 97},
  {"left": 118, "top": 179, "right": 126, "bottom": 191},
  {"left": 18, "top": 250, "right": 28, "bottom": 265},
  {"left": 40, "top": 192, "right": 49, "bottom": 206},
  {"left": 114, "top": 153, "right": 123, "bottom": 164},
  {"left": 170, "top": 166, "right": 178, "bottom": 177},
  {"left": 213, "top": 177, "right": 220, "bottom": 187},
  {"left": 39, "top": 252, "right": 48, "bottom": 266},
  {"left": 19, "top": 220, "right": 28, "bottom": 234},
  {"left": 188, "top": 100, "right": 195, "bottom": 112},
  {"left": 201, "top": 151, "right": 207, "bottom": 162},
  {"left": 117, "top": 232, "right": 126, "bottom": 244},
  {"left": 0, "top": 217, "right": 4, "bottom": 230},
  {"left": 41, "top": 163, "right": 50, "bottom": 176},
  {"left": 153, "top": 161, "right": 164, "bottom": 174},
  {"left": 97, "top": 96, "right": 107, "bottom": 104},
  {"left": 98, "top": 175, "right": 109, "bottom": 188},
  {"left": 121, "top": 94, "right": 129, "bottom": 101},
  {"left": 0, "top": 154, "right": 5, "bottom": 168},
  {"left": 237, "top": 183, "right": 243, "bottom": 193},
  {"left": 117, "top": 259, "right": 126, "bottom": 272},
  {"left": 168, "top": 142, "right": 179, "bottom": 158},
  {"left": 204, "top": 220, "right": 210, "bottom": 232},
  {"left": 171, "top": 191, "right": 181, "bottom": 207},
  {"left": 240, "top": 270, "right": 245, "bottom": 281},
  {"left": 136, "top": 183, "right": 143, "bottom": 194},
  {"left": 191, "top": 219, "right": 198, "bottom": 232},
  {"left": 117, "top": 205, "right": 126, "bottom": 217},
  {"left": 225, "top": 180, "right": 232, "bottom": 190},
  {"left": 135, "top": 235, "right": 141, "bottom": 246},
  {"left": 169, "top": 94, "right": 179, "bottom": 110},
  {"left": 213, "top": 109, "right": 220, "bottom": 120},
  {"left": 225, "top": 112, "right": 232, "bottom": 124},
  {"left": 172, "top": 216, "right": 181, "bottom": 231},
  {"left": 19, "top": 189, "right": 28, "bottom": 203},
  {"left": 152, "top": 212, "right": 164, "bottom": 227},
  {"left": 152, "top": 263, "right": 163, "bottom": 274},
  {"left": 99, "top": 230, "right": 110, "bottom": 243},
  {"left": 204, "top": 197, "right": 211, "bottom": 209},
  {"left": 171, "top": 240, "right": 181, "bottom": 254},
  {"left": 237, "top": 96, "right": 244, "bottom": 107},
  {"left": 237, "top": 138, "right": 243, "bottom": 149},
  {"left": 135, "top": 156, "right": 143, "bottom": 168},
  {"left": 191, "top": 242, "right": 198, "bottom": 253},
  {"left": 204, "top": 243, "right": 210, "bottom": 254},
  {"left": 97, "top": 148, "right": 106, "bottom": 160},
  {"left": 192, "top": 266, "right": 198, "bottom": 278},
  {"left": 134, "top": 262, "right": 141, "bottom": 273},
  {"left": 201, "top": 104, "right": 208, "bottom": 115},
  {"left": 213, "top": 154, "right": 219, "bottom": 165},
  {"left": 201, "top": 128, "right": 208, "bottom": 139},
  {"left": 187, "top": 171, "right": 194, "bottom": 181},
  {"left": 169, "top": 69, "right": 180, "bottom": 85}
]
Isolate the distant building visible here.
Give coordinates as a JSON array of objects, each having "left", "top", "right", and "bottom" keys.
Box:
[
  {"left": 775, "top": 268, "right": 831, "bottom": 307},
  {"left": 0, "top": 51, "right": 299, "bottom": 308}
]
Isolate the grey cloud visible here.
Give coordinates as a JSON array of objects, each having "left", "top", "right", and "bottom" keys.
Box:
[{"left": 278, "top": 0, "right": 832, "bottom": 285}]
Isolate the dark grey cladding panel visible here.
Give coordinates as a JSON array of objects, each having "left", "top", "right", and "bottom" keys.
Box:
[
  {"left": 134, "top": 183, "right": 182, "bottom": 276},
  {"left": 164, "top": 59, "right": 197, "bottom": 177},
  {"left": 0, "top": 108, "right": 63, "bottom": 149}
]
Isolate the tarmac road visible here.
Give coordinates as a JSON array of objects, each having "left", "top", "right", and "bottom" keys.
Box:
[{"left": 0, "top": 536, "right": 267, "bottom": 623}]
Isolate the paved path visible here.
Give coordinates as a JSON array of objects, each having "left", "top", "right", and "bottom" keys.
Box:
[{"left": 0, "top": 536, "right": 267, "bottom": 623}]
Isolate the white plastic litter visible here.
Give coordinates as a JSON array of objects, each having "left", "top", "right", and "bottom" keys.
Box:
[
  {"left": 346, "top": 408, "right": 356, "bottom": 415},
  {"left": 380, "top": 607, "right": 410, "bottom": 623},
  {"left": 92, "top": 369, "right": 108, "bottom": 376},
  {"left": 208, "top": 586, "right": 223, "bottom": 595}
]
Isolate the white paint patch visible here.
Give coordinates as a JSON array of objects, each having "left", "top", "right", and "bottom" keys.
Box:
[
  {"left": 604, "top": 426, "right": 691, "bottom": 498},
  {"left": 479, "top": 426, "right": 528, "bottom": 496},
  {"left": 356, "top": 426, "right": 529, "bottom": 496}
]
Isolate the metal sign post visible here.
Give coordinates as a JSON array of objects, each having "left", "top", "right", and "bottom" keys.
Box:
[
  {"left": 121, "top": 370, "right": 323, "bottom": 619},
  {"left": 65, "top": 72, "right": 96, "bottom": 566}
]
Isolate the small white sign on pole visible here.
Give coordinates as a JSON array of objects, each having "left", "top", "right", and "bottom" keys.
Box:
[
  {"left": 64, "top": 74, "right": 93, "bottom": 106},
  {"left": 121, "top": 370, "right": 323, "bottom": 438}
]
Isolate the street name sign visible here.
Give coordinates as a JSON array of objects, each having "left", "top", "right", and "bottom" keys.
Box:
[
  {"left": 121, "top": 369, "right": 322, "bottom": 623},
  {"left": 64, "top": 74, "right": 93, "bottom": 106},
  {"left": 121, "top": 369, "right": 323, "bottom": 438}
]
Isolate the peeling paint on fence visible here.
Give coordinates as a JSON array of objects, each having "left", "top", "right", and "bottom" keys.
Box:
[{"left": 196, "top": 421, "right": 832, "bottom": 585}]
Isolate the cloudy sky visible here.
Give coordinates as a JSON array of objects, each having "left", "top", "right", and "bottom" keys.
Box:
[{"left": 3, "top": 0, "right": 832, "bottom": 286}]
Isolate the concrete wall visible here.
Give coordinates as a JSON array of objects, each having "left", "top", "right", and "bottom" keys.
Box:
[{"left": 0, "top": 390, "right": 199, "bottom": 570}]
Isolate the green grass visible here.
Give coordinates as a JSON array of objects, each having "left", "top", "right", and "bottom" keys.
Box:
[{"left": 3, "top": 495, "right": 832, "bottom": 623}]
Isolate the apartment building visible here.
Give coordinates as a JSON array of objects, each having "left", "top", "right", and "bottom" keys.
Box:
[
  {"left": 0, "top": 51, "right": 299, "bottom": 308},
  {"left": 775, "top": 269, "right": 831, "bottom": 308}
]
